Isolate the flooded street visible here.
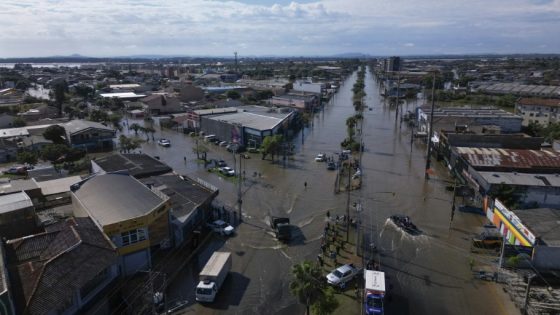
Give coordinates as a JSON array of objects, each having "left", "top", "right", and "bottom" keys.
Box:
[{"left": 134, "top": 68, "right": 515, "bottom": 315}]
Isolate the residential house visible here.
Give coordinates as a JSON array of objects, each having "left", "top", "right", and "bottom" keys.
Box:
[
  {"left": 140, "top": 94, "right": 183, "bottom": 115},
  {"left": 0, "top": 140, "right": 18, "bottom": 163},
  {"left": 0, "top": 244, "right": 15, "bottom": 315},
  {"left": 4, "top": 217, "right": 119, "bottom": 315},
  {"left": 179, "top": 85, "right": 205, "bottom": 102},
  {"left": 515, "top": 98, "right": 560, "bottom": 127},
  {"left": 63, "top": 120, "right": 115, "bottom": 151},
  {"left": 91, "top": 153, "right": 172, "bottom": 179},
  {"left": 140, "top": 174, "right": 218, "bottom": 247},
  {"left": 270, "top": 93, "right": 319, "bottom": 111},
  {"left": 71, "top": 172, "right": 171, "bottom": 276}
]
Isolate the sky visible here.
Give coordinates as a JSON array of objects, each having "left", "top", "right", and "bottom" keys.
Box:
[{"left": 0, "top": 0, "right": 559, "bottom": 58}]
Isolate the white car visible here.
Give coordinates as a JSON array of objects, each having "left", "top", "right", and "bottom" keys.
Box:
[
  {"left": 326, "top": 264, "right": 362, "bottom": 288},
  {"left": 315, "top": 154, "right": 326, "bottom": 162},
  {"left": 158, "top": 139, "right": 171, "bottom": 147},
  {"left": 220, "top": 166, "right": 235, "bottom": 176},
  {"left": 208, "top": 220, "right": 234, "bottom": 236}
]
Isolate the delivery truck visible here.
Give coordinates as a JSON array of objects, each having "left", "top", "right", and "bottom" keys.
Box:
[
  {"left": 196, "top": 251, "right": 232, "bottom": 303},
  {"left": 364, "top": 270, "right": 385, "bottom": 315}
]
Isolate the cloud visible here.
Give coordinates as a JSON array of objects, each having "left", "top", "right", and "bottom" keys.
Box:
[{"left": 0, "top": 0, "right": 558, "bottom": 57}]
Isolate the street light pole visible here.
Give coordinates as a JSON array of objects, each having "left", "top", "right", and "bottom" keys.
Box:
[
  {"left": 523, "top": 274, "right": 536, "bottom": 315},
  {"left": 425, "top": 71, "right": 437, "bottom": 180}
]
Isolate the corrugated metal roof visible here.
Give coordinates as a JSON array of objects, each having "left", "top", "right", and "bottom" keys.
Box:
[{"left": 457, "top": 147, "right": 560, "bottom": 170}]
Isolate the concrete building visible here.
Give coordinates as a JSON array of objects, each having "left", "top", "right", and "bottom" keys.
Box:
[
  {"left": 473, "top": 82, "right": 560, "bottom": 98},
  {"left": 71, "top": 172, "right": 171, "bottom": 276},
  {"left": 140, "top": 94, "right": 183, "bottom": 115},
  {"left": 63, "top": 120, "right": 115, "bottom": 151},
  {"left": 515, "top": 98, "right": 560, "bottom": 126},
  {"left": 179, "top": 84, "right": 205, "bottom": 102},
  {"left": 184, "top": 107, "right": 239, "bottom": 132},
  {"left": 0, "top": 192, "right": 37, "bottom": 240},
  {"left": 386, "top": 56, "right": 401, "bottom": 72},
  {"left": 417, "top": 106, "right": 523, "bottom": 134},
  {"left": 91, "top": 153, "right": 172, "bottom": 179},
  {"left": 200, "top": 105, "right": 295, "bottom": 148},
  {"left": 292, "top": 80, "right": 325, "bottom": 95},
  {"left": 140, "top": 174, "right": 218, "bottom": 247},
  {"left": 270, "top": 93, "right": 319, "bottom": 111}
]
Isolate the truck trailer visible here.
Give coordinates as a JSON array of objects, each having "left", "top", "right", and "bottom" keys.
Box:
[
  {"left": 364, "top": 270, "right": 386, "bottom": 315},
  {"left": 196, "top": 252, "right": 232, "bottom": 302},
  {"left": 270, "top": 216, "right": 291, "bottom": 241}
]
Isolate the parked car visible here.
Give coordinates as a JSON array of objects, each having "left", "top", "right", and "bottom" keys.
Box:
[
  {"left": 220, "top": 166, "right": 235, "bottom": 176},
  {"left": 326, "top": 264, "right": 362, "bottom": 288},
  {"left": 217, "top": 160, "right": 227, "bottom": 167},
  {"left": 219, "top": 141, "right": 228, "bottom": 147},
  {"left": 327, "top": 162, "right": 336, "bottom": 170},
  {"left": 207, "top": 220, "right": 234, "bottom": 236},
  {"left": 158, "top": 139, "right": 171, "bottom": 147},
  {"left": 3, "top": 166, "right": 28, "bottom": 175},
  {"left": 315, "top": 153, "right": 326, "bottom": 162}
]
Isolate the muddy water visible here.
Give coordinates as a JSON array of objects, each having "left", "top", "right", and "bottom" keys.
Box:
[{"left": 137, "top": 68, "right": 507, "bottom": 315}]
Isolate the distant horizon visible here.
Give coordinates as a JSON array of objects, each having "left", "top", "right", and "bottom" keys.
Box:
[
  {"left": 1, "top": 0, "right": 559, "bottom": 58},
  {"left": 1, "top": 52, "right": 560, "bottom": 61}
]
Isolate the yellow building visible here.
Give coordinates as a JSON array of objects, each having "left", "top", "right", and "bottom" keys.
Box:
[{"left": 71, "top": 172, "right": 171, "bottom": 276}]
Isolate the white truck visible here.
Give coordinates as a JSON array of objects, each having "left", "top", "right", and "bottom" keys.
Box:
[
  {"left": 195, "top": 252, "right": 232, "bottom": 303},
  {"left": 364, "top": 270, "right": 386, "bottom": 315}
]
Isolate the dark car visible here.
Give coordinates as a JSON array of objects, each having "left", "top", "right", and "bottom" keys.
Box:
[{"left": 217, "top": 160, "right": 227, "bottom": 167}]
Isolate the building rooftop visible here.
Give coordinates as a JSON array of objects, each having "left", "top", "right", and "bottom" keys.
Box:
[
  {"left": 5, "top": 217, "right": 117, "bottom": 315},
  {"left": 92, "top": 153, "right": 172, "bottom": 178},
  {"left": 478, "top": 171, "right": 560, "bottom": 187},
  {"left": 518, "top": 98, "right": 560, "bottom": 107},
  {"left": 140, "top": 175, "right": 216, "bottom": 223},
  {"left": 418, "top": 106, "right": 520, "bottom": 118},
  {"left": 100, "top": 92, "right": 146, "bottom": 99},
  {"left": 208, "top": 111, "right": 287, "bottom": 131},
  {"left": 0, "top": 191, "right": 33, "bottom": 213},
  {"left": 512, "top": 208, "right": 560, "bottom": 246},
  {"left": 27, "top": 167, "right": 66, "bottom": 182},
  {"left": 193, "top": 107, "right": 238, "bottom": 116},
  {"left": 0, "top": 179, "right": 39, "bottom": 195},
  {"left": 456, "top": 147, "right": 560, "bottom": 173},
  {"left": 72, "top": 173, "right": 167, "bottom": 226},
  {"left": 35, "top": 175, "right": 82, "bottom": 196},
  {"left": 63, "top": 120, "right": 113, "bottom": 136},
  {"left": 456, "top": 147, "right": 560, "bottom": 172}
]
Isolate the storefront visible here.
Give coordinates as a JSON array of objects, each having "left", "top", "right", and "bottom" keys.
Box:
[{"left": 490, "top": 199, "right": 536, "bottom": 247}]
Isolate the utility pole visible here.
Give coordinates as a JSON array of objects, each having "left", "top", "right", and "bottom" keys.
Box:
[
  {"left": 425, "top": 71, "right": 437, "bottom": 180},
  {"left": 355, "top": 201, "right": 362, "bottom": 255},
  {"left": 523, "top": 274, "right": 536, "bottom": 315},
  {"left": 450, "top": 177, "right": 457, "bottom": 227},
  {"left": 346, "top": 163, "right": 352, "bottom": 242},
  {"left": 395, "top": 72, "right": 400, "bottom": 121},
  {"left": 234, "top": 146, "right": 243, "bottom": 222}
]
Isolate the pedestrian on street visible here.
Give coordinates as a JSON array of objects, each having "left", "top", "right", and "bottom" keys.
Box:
[
  {"left": 183, "top": 156, "right": 186, "bottom": 163},
  {"left": 304, "top": 181, "right": 307, "bottom": 189},
  {"left": 469, "top": 257, "right": 475, "bottom": 271},
  {"left": 326, "top": 210, "right": 331, "bottom": 220}
]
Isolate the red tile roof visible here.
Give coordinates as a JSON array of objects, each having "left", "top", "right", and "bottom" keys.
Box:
[{"left": 518, "top": 98, "right": 560, "bottom": 107}]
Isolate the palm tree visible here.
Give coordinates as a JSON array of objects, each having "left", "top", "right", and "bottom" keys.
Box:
[
  {"left": 289, "top": 261, "right": 324, "bottom": 315},
  {"left": 130, "top": 123, "right": 141, "bottom": 136}
]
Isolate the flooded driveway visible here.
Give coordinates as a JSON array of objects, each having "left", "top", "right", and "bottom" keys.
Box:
[{"left": 134, "top": 69, "right": 516, "bottom": 315}]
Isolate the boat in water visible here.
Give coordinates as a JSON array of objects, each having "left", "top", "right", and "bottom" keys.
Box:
[{"left": 389, "top": 215, "right": 421, "bottom": 235}]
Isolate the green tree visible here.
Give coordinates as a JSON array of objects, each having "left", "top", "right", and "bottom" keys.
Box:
[
  {"left": 118, "top": 135, "right": 143, "bottom": 153},
  {"left": 41, "top": 144, "right": 70, "bottom": 162},
  {"left": 491, "top": 183, "right": 522, "bottom": 209},
  {"left": 43, "top": 125, "right": 66, "bottom": 144},
  {"left": 51, "top": 80, "right": 68, "bottom": 116},
  {"left": 289, "top": 261, "right": 324, "bottom": 315},
  {"left": 12, "top": 117, "right": 26, "bottom": 127},
  {"left": 226, "top": 90, "right": 241, "bottom": 100},
  {"left": 192, "top": 142, "right": 209, "bottom": 160},
  {"left": 311, "top": 286, "right": 339, "bottom": 315},
  {"left": 130, "top": 123, "right": 142, "bottom": 136},
  {"left": 74, "top": 84, "right": 93, "bottom": 100},
  {"left": 89, "top": 109, "right": 109, "bottom": 123},
  {"left": 109, "top": 114, "right": 122, "bottom": 130},
  {"left": 260, "top": 135, "right": 282, "bottom": 161},
  {"left": 17, "top": 151, "right": 38, "bottom": 165}
]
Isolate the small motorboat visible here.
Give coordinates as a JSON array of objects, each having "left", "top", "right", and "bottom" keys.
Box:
[{"left": 390, "top": 214, "right": 421, "bottom": 235}]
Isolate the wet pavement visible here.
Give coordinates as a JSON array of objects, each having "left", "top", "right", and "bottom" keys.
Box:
[{"left": 128, "top": 69, "right": 519, "bottom": 315}]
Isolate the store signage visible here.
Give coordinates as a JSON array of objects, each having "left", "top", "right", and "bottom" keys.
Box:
[{"left": 494, "top": 199, "right": 536, "bottom": 245}]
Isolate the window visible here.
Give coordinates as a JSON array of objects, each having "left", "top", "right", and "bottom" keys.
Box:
[{"left": 121, "top": 229, "right": 146, "bottom": 246}]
